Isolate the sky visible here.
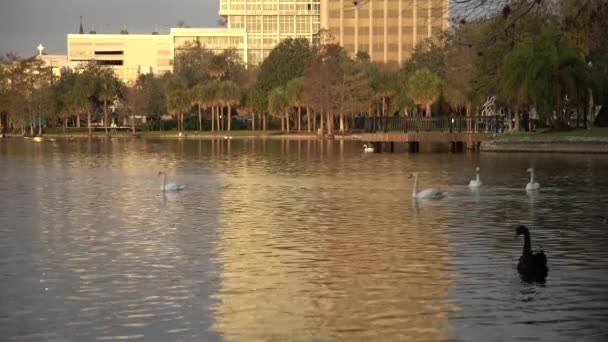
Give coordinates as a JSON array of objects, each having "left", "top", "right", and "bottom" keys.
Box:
[{"left": 0, "top": 0, "right": 220, "bottom": 58}]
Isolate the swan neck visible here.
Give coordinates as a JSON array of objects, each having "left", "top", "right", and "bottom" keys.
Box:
[
  {"left": 412, "top": 175, "right": 418, "bottom": 197},
  {"left": 522, "top": 231, "right": 532, "bottom": 256},
  {"left": 529, "top": 171, "right": 535, "bottom": 184},
  {"left": 476, "top": 173, "right": 480, "bottom": 182},
  {"left": 162, "top": 173, "right": 167, "bottom": 189}
]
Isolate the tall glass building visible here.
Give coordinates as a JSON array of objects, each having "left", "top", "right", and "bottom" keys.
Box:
[{"left": 218, "top": 0, "right": 321, "bottom": 65}]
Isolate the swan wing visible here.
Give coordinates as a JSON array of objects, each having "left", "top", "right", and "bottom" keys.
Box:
[
  {"left": 468, "top": 180, "right": 482, "bottom": 187},
  {"left": 533, "top": 251, "right": 547, "bottom": 265},
  {"left": 417, "top": 188, "right": 444, "bottom": 199},
  {"left": 164, "top": 182, "right": 185, "bottom": 191},
  {"left": 526, "top": 182, "right": 540, "bottom": 191}
]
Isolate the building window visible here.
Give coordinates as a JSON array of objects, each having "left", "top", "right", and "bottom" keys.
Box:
[
  {"left": 295, "top": 16, "right": 310, "bottom": 34},
  {"left": 263, "top": 16, "right": 278, "bottom": 33},
  {"left": 279, "top": 16, "right": 294, "bottom": 34},
  {"left": 230, "top": 16, "right": 245, "bottom": 30},
  {"left": 247, "top": 16, "right": 262, "bottom": 33},
  {"left": 94, "top": 51, "right": 123, "bottom": 55}
]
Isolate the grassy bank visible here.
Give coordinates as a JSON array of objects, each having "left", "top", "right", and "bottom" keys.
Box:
[
  {"left": 482, "top": 127, "right": 608, "bottom": 153},
  {"left": 37, "top": 129, "right": 330, "bottom": 139},
  {"left": 495, "top": 127, "right": 608, "bottom": 140}
]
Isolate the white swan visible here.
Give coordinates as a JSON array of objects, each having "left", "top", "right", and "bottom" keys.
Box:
[
  {"left": 363, "top": 144, "right": 374, "bottom": 153},
  {"left": 409, "top": 172, "right": 444, "bottom": 199},
  {"left": 32, "top": 137, "right": 43, "bottom": 142},
  {"left": 158, "top": 171, "right": 185, "bottom": 191},
  {"left": 526, "top": 168, "right": 540, "bottom": 191},
  {"left": 223, "top": 136, "right": 233, "bottom": 140},
  {"left": 468, "top": 166, "right": 482, "bottom": 188}
]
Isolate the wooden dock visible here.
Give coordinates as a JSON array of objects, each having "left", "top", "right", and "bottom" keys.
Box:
[{"left": 361, "top": 116, "right": 505, "bottom": 152}]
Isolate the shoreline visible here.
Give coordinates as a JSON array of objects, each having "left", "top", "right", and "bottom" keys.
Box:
[
  {"left": 481, "top": 136, "right": 608, "bottom": 154},
  {"left": 3, "top": 132, "right": 362, "bottom": 141},
  {"left": 6, "top": 131, "right": 608, "bottom": 154}
]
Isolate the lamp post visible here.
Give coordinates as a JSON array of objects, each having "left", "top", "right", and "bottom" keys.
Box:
[{"left": 587, "top": 60, "right": 594, "bottom": 129}]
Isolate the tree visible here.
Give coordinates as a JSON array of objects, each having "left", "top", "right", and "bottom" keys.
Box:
[
  {"left": 219, "top": 81, "right": 241, "bottom": 131},
  {"left": 500, "top": 26, "right": 589, "bottom": 129},
  {"left": 165, "top": 73, "right": 191, "bottom": 132},
  {"left": 268, "top": 86, "right": 289, "bottom": 132},
  {"left": 330, "top": 54, "right": 370, "bottom": 133},
  {"left": 256, "top": 38, "right": 312, "bottom": 111},
  {"left": 406, "top": 68, "right": 442, "bottom": 117},
  {"left": 404, "top": 39, "right": 446, "bottom": 80},
  {"left": 95, "top": 67, "right": 123, "bottom": 135},
  {"left": 444, "top": 28, "right": 478, "bottom": 115},
  {"left": 248, "top": 85, "right": 268, "bottom": 131},
  {"left": 285, "top": 77, "right": 306, "bottom": 131},
  {"left": 371, "top": 66, "right": 400, "bottom": 116}
]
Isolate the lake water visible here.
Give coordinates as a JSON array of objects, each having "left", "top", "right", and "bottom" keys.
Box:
[{"left": 1, "top": 138, "right": 608, "bottom": 341}]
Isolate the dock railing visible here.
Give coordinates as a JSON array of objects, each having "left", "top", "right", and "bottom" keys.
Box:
[{"left": 363, "top": 115, "right": 505, "bottom": 134}]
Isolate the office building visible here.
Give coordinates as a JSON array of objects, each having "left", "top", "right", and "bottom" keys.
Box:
[
  {"left": 67, "top": 33, "right": 172, "bottom": 84},
  {"left": 322, "top": 0, "right": 450, "bottom": 64},
  {"left": 59, "top": 0, "right": 449, "bottom": 83}
]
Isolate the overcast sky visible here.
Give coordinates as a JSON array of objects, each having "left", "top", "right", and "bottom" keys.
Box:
[{"left": 0, "top": 0, "right": 220, "bottom": 57}]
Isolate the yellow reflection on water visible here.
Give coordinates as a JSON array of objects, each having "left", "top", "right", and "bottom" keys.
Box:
[{"left": 211, "top": 140, "right": 456, "bottom": 340}]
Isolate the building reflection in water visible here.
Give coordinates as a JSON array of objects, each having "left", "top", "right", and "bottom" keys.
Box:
[{"left": 211, "top": 139, "right": 455, "bottom": 340}]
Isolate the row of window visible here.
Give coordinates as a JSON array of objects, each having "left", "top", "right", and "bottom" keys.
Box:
[
  {"left": 229, "top": 15, "right": 320, "bottom": 34},
  {"left": 247, "top": 34, "right": 312, "bottom": 48},
  {"left": 174, "top": 36, "right": 245, "bottom": 48},
  {"left": 331, "top": 8, "right": 446, "bottom": 19},
  {"left": 344, "top": 43, "right": 415, "bottom": 52},
  {"left": 334, "top": 26, "right": 443, "bottom": 35},
  {"left": 221, "top": 0, "right": 320, "bottom": 13},
  {"left": 175, "top": 47, "right": 245, "bottom": 62}
]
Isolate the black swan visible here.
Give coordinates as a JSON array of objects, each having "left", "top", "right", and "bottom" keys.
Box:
[{"left": 516, "top": 225, "right": 548, "bottom": 282}]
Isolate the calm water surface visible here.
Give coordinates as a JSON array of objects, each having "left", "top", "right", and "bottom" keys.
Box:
[{"left": 1, "top": 138, "right": 608, "bottom": 341}]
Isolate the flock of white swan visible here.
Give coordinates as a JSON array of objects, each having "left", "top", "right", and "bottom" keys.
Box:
[
  {"left": 363, "top": 143, "right": 540, "bottom": 199},
  {"left": 409, "top": 167, "right": 540, "bottom": 199},
  {"left": 160, "top": 143, "right": 541, "bottom": 195}
]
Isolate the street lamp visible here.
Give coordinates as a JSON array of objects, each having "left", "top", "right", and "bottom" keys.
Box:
[{"left": 587, "top": 60, "right": 594, "bottom": 129}]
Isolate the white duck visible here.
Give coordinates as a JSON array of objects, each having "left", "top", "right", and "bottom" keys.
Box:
[
  {"left": 525, "top": 168, "right": 540, "bottom": 191},
  {"left": 468, "top": 166, "right": 483, "bottom": 188},
  {"left": 409, "top": 172, "right": 444, "bottom": 199},
  {"left": 363, "top": 144, "right": 374, "bottom": 153},
  {"left": 158, "top": 171, "right": 185, "bottom": 191}
]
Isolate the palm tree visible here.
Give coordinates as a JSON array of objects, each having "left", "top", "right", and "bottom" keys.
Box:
[
  {"left": 372, "top": 67, "right": 399, "bottom": 116},
  {"left": 285, "top": 77, "right": 306, "bottom": 131},
  {"left": 96, "top": 68, "right": 122, "bottom": 135},
  {"left": 406, "top": 68, "right": 442, "bottom": 117},
  {"left": 220, "top": 81, "right": 241, "bottom": 131},
  {"left": 165, "top": 75, "right": 191, "bottom": 132},
  {"left": 268, "top": 86, "right": 289, "bottom": 132},
  {"left": 192, "top": 83, "right": 212, "bottom": 131}
]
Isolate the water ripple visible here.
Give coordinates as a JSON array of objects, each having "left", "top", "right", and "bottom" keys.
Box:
[{"left": 1, "top": 139, "right": 607, "bottom": 341}]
